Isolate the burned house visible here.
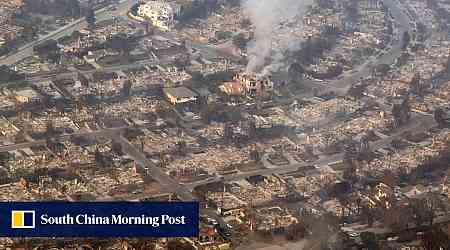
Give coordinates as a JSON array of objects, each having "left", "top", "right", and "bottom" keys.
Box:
[
  {"left": 163, "top": 86, "right": 198, "bottom": 106},
  {"left": 220, "top": 72, "right": 274, "bottom": 99}
]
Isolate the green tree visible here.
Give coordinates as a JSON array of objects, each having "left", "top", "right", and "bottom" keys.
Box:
[
  {"left": 0, "top": 152, "right": 12, "bottom": 167},
  {"left": 86, "top": 8, "right": 96, "bottom": 29},
  {"left": 360, "top": 232, "right": 378, "bottom": 250},
  {"left": 402, "top": 31, "right": 411, "bottom": 50},
  {"left": 67, "top": 0, "right": 81, "bottom": 18},
  {"left": 21, "top": 23, "right": 38, "bottom": 41}
]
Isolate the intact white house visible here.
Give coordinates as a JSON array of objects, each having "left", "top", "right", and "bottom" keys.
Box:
[{"left": 137, "top": 1, "right": 180, "bottom": 31}]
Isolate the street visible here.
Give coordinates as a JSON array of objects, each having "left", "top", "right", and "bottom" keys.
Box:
[
  {"left": 184, "top": 114, "right": 437, "bottom": 191},
  {"left": 0, "top": 0, "right": 420, "bottom": 204}
]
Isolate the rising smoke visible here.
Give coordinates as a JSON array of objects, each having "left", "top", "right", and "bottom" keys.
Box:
[{"left": 242, "top": 0, "right": 312, "bottom": 75}]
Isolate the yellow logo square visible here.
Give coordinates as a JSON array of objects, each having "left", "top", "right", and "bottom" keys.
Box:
[{"left": 11, "top": 210, "right": 35, "bottom": 229}]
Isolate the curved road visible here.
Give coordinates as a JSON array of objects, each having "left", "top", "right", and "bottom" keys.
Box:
[
  {"left": 184, "top": 0, "right": 417, "bottom": 191},
  {"left": 303, "top": 0, "right": 413, "bottom": 96}
]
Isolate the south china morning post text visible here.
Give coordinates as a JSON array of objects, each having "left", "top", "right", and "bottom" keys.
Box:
[
  {"left": 40, "top": 213, "right": 186, "bottom": 227},
  {"left": 0, "top": 202, "right": 199, "bottom": 237}
]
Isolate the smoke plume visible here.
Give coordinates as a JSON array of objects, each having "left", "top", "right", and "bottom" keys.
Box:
[{"left": 242, "top": 0, "right": 312, "bottom": 75}]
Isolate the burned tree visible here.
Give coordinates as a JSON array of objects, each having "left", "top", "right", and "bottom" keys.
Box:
[
  {"left": 176, "top": 140, "right": 187, "bottom": 157},
  {"left": 434, "top": 108, "right": 449, "bottom": 127},
  {"left": 410, "top": 72, "right": 425, "bottom": 96},
  {"left": 392, "top": 98, "right": 411, "bottom": 128},
  {"left": 288, "top": 62, "right": 305, "bottom": 82}
]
